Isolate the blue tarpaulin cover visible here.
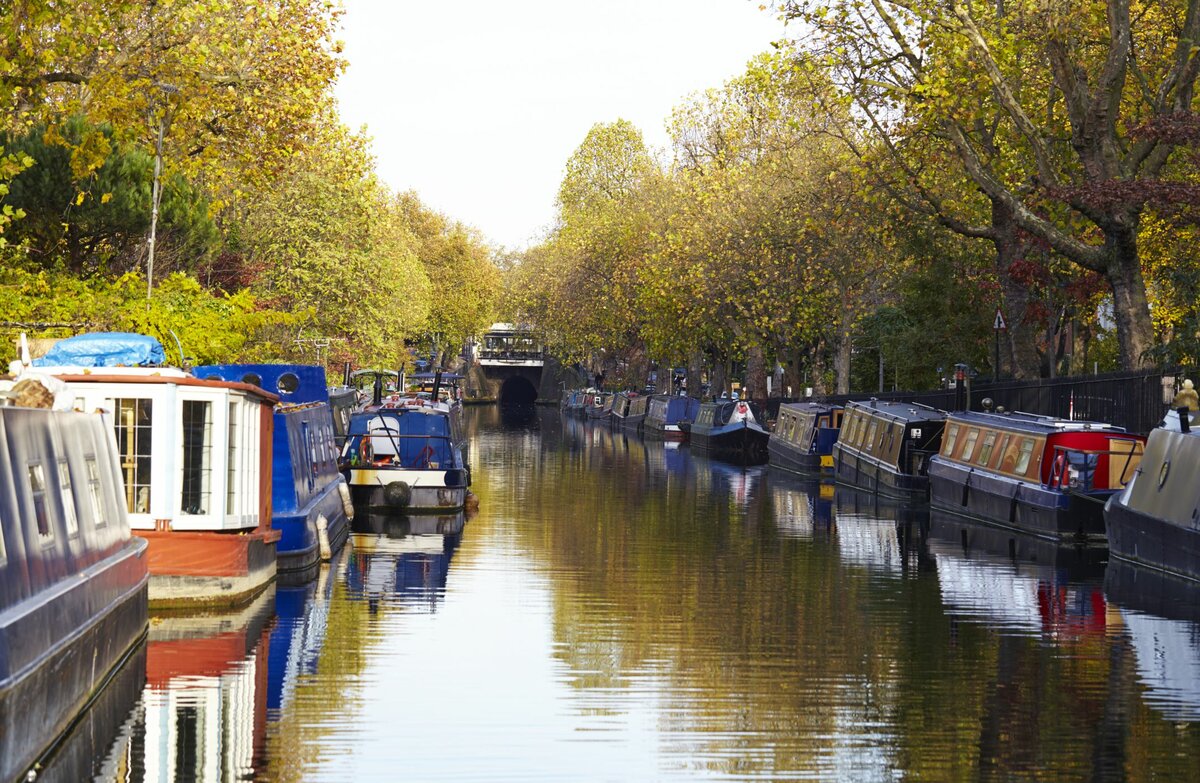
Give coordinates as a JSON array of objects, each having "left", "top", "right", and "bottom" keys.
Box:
[{"left": 32, "top": 332, "right": 166, "bottom": 368}]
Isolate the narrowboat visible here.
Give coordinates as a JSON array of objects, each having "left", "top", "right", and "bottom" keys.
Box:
[
  {"left": 1105, "top": 414, "right": 1200, "bottom": 582},
  {"left": 689, "top": 399, "right": 770, "bottom": 463},
  {"left": 0, "top": 401, "right": 150, "bottom": 783},
  {"left": 617, "top": 393, "right": 650, "bottom": 432},
  {"left": 339, "top": 388, "right": 470, "bottom": 515},
  {"left": 929, "top": 410, "right": 1143, "bottom": 542},
  {"left": 193, "top": 364, "right": 353, "bottom": 575},
  {"left": 643, "top": 394, "right": 702, "bottom": 441},
  {"left": 769, "top": 402, "right": 843, "bottom": 475},
  {"left": 33, "top": 333, "right": 280, "bottom": 607},
  {"left": 833, "top": 400, "right": 946, "bottom": 500},
  {"left": 610, "top": 392, "right": 636, "bottom": 429},
  {"left": 584, "top": 391, "right": 615, "bottom": 421}
]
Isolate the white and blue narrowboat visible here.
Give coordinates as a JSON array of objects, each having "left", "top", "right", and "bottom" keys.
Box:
[
  {"left": 194, "top": 364, "right": 353, "bottom": 574},
  {"left": 689, "top": 399, "right": 770, "bottom": 463},
  {"left": 769, "top": 402, "right": 843, "bottom": 475},
  {"left": 34, "top": 334, "right": 280, "bottom": 608},
  {"left": 340, "top": 386, "right": 470, "bottom": 514},
  {"left": 0, "top": 396, "right": 149, "bottom": 782},
  {"left": 929, "top": 410, "right": 1143, "bottom": 542},
  {"left": 1105, "top": 410, "right": 1200, "bottom": 582},
  {"left": 643, "top": 394, "right": 702, "bottom": 441},
  {"left": 833, "top": 400, "right": 946, "bottom": 500}
]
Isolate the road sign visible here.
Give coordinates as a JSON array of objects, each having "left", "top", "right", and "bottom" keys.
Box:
[{"left": 993, "top": 308, "right": 1007, "bottom": 331}]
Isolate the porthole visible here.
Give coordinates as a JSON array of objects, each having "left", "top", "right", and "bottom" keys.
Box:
[
  {"left": 241, "top": 372, "right": 262, "bottom": 387},
  {"left": 1157, "top": 459, "right": 1171, "bottom": 489},
  {"left": 277, "top": 372, "right": 300, "bottom": 394}
]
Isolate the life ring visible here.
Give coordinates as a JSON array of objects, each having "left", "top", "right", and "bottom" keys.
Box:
[
  {"left": 1052, "top": 453, "right": 1067, "bottom": 487},
  {"left": 737, "top": 403, "right": 748, "bottom": 414}
]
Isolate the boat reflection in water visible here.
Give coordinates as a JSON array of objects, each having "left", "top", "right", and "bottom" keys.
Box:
[
  {"left": 927, "top": 510, "right": 1106, "bottom": 638},
  {"left": 347, "top": 511, "right": 467, "bottom": 612},
  {"left": 267, "top": 551, "right": 346, "bottom": 720},
  {"left": 31, "top": 643, "right": 146, "bottom": 783},
  {"left": 834, "top": 487, "right": 927, "bottom": 576},
  {"left": 1106, "top": 560, "right": 1200, "bottom": 721},
  {"left": 116, "top": 588, "right": 276, "bottom": 781},
  {"left": 767, "top": 468, "right": 834, "bottom": 540}
]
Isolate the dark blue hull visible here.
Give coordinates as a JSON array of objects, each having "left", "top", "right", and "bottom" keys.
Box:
[
  {"left": 1107, "top": 497, "right": 1200, "bottom": 583},
  {"left": 690, "top": 423, "right": 769, "bottom": 464},
  {"left": 274, "top": 478, "right": 352, "bottom": 573},
  {"left": 768, "top": 438, "right": 829, "bottom": 475},
  {"left": 928, "top": 459, "right": 1110, "bottom": 542},
  {"left": 834, "top": 446, "right": 929, "bottom": 501}
]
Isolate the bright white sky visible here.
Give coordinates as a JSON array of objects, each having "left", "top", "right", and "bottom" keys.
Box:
[{"left": 334, "top": 0, "right": 784, "bottom": 250}]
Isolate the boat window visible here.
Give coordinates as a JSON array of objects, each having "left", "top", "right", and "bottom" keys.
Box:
[
  {"left": 961, "top": 428, "right": 980, "bottom": 462},
  {"left": 29, "top": 463, "right": 52, "bottom": 543},
  {"left": 1014, "top": 438, "right": 1036, "bottom": 475},
  {"left": 114, "top": 398, "right": 153, "bottom": 514},
  {"left": 227, "top": 401, "right": 239, "bottom": 515},
  {"left": 181, "top": 400, "right": 213, "bottom": 515},
  {"left": 977, "top": 431, "right": 997, "bottom": 466},
  {"left": 277, "top": 372, "right": 300, "bottom": 394},
  {"left": 85, "top": 457, "right": 106, "bottom": 528},
  {"left": 865, "top": 421, "right": 878, "bottom": 452},
  {"left": 303, "top": 422, "right": 316, "bottom": 492},
  {"left": 995, "top": 434, "right": 1013, "bottom": 471},
  {"left": 942, "top": 425, "right": 959, "bottom": 456},
  {"left": 58, "top": 461, "right": 79, "bottom": 538},
  {"left": 241, "top": 372, "right": 262, "bottom": 387}
]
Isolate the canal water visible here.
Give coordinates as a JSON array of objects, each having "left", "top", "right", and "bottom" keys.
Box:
[{"left": 46, "top": 407, "right": 1200, "bottom": 781}]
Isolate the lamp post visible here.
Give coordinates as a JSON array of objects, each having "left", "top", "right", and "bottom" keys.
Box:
[{"left": 146, "top": 82, "right": 179, "bottom": 301}]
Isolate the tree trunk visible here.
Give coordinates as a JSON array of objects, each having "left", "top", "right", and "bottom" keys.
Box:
[
  {"left": 1105, "top": 223, "right": 1155, "bottom": 369},
  {"left": 809, "top": 339, "right": 829, "bottom": 397},
  {"left": 746, "top": 343, "right": 768, "bottom": 407},
  {"left": 711, "top": 354, "right": 728, "bottom": 400},
  {"left": 992, "top": 199, "right": 1042, "bottom": 379},
  {"left": 687, "top": 349, "right": 704, "bottom": 398},
  {"left": 780, "top": 345, "right": 803, "bottom": 398},
  {"left": 833, "top": 289, "right": 853, "bottom": 394}
]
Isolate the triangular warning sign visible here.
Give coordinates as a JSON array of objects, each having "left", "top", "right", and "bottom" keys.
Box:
[{"left": 993, "top": 308, "right": 1007, "bottom": 330}]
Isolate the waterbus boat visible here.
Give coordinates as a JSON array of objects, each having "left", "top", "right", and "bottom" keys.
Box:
[
  {"left": 1105, "top": 413, "right": 1200, "bottom": 582},
  {"left": 769, "top": 402, "right": 843, "bottom": 475},
  {"left": 689, "top": 399, "right": 770, "bottom": 463},
  {"left": 33, "top": 333, "right": 280, "bottom": 608},
  {"left": 339, "top": 386, "right": 470, "bottom": 515},
  {"left": 643, "top": 394, "right": 701, "bottom": 441},
  {"left": 929, "top": 410, "right": 1143, "bottom": 542},
  {"left": 616, "top": 393, "right": 649, "bottom": 433},
  {"left": 833, "top": 400, "right": 946, "bottom": 500},
  {"left": 193, "top": 364, "right": 353, "bottom": 575},
  {"left": 0, "top": 401, "right": 150, "bottom": 783}
]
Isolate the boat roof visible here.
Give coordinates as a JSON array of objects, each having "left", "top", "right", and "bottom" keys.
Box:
[
  {"left": 193, "top": 363, "right": 329, "bottom": 405},
  {"left": 779, "top": 402, "right": 841, "bottom": 415},
  {"left": 50, "top": 370, "right": 278, "bottom": 403},
  {"left": 845, "top": 399, "right": 946, "bottom": 424},
  {"left": 946, "top": 409, "right": 1126, "bottom": 435}
]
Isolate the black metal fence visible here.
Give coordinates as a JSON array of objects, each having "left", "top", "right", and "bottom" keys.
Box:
[{"left": 809, "top": 369, "right": 1180, "bottom": 436}]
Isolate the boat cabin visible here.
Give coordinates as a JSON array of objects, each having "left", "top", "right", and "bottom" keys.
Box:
[
  {"left": 834, "top": 400, "right": 946, "bottom": 497},
  {"left": 937, "top": 411, "right": 1143, "bottom": 492},
  {"left": 776, "top": 404, "right": 842, "bottom": 456},
  {"left": 343, "top": 409, "right": 463, "bottom": 471}
]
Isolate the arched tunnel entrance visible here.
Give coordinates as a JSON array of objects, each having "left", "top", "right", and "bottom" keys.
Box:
[{"left": 498, "top": 375, "right": 538, "bottom": 406}]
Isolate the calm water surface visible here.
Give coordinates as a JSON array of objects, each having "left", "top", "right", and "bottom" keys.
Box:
[{"left": 52, "top": 407, "right": 1200, "bottom": 781}]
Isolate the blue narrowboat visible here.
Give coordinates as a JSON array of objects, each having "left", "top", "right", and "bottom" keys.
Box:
[
  {"left": 194, "top": 364, "right": 352, "bottom": 574},
  {"left": 0, "top": 400, "right": 149, "bottom": 782},
  {"left": 930, "top": 410, "right": 1143, "bottom": 542},
  {"left": 769, "top": 402, "right": 843, "bottom": 475},
  {"left": 643, "top": 394, "right": 702, "bottom": 441}
]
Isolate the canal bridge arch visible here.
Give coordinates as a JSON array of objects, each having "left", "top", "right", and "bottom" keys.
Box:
[{"left": 498, "top": 373, "right": 539, "bottom": 405}]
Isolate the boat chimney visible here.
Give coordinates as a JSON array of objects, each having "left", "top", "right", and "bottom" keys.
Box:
[
  {"left": 342, "top": 362, "right": 352, "bottom": 386},
  {"left": 432, "top": 369, "right": 442, "bottom": 401},
  {"left": 1180, "top": 406, "right": 1192, "bottom": 434},
  {"left": 372, "top": 374, "right": 383, "bottom": 407}
]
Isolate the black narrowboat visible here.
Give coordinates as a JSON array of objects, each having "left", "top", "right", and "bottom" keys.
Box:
[
  {"left": 0, "top": 403, "right": 149, "bottom": 782},
  {"left": 833, "top": 400, "right": 946, "bottom": 500},
  {"left": 689, "top": 399, "right": 770, "bottom": 463},
  {"left": 768, "top": 402, "right": 843, "bottom": 475},
  {"left": 1105, "top": 417, "right": 1200, "bottom": 582}
]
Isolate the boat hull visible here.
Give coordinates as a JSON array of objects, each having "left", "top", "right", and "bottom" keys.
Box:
[
  {"left": 928, "top": 459, "right": 1108, "bottom": 542},
  {"left": 1107, "top": 498, "right": 1200, "bottom": 583},
  {"left": 0, "top": 539, "right": 149, "bottom": 783},
  {"left": 691, "top": 424, "right": 769, "bottom": 464},
  {"left": 137, "top": 528, "right": 278, "bottom": 609},
  {"left": 617, "top": 413, "right": 646, "bottom": 433},
  {"left": 768, "top": 438, "right": 830, "bottom": 475},
  {"left": 274, "top": 477, "right": 351, "bottom": 574},
  {"left": 346, "top": 467, "right": 468, "bottom": 513},
  {"left": 833, "top": 446, "right": 929, "bottom": 501}
]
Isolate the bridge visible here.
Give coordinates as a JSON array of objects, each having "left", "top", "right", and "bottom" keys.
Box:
[{"left": 465, "top": 323, "right": 565, "bottom": 405}]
